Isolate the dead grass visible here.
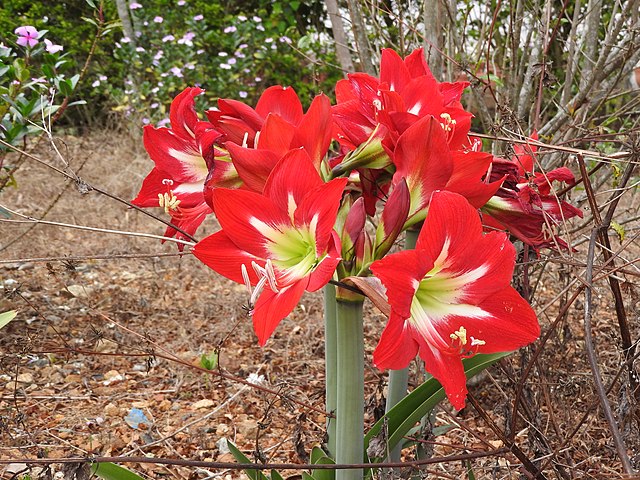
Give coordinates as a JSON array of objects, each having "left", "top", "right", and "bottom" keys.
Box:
[{"left": 1, "top": 132, "right": 639, "bottom": 479}]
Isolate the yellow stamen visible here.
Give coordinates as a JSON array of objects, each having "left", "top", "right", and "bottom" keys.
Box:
[
  {"left": 157, "top": 191, "right": 181, "bottom": 214},
  {"left": 450, "top": 326, "right": 468, "bottom": 346},
  {"left": 439, "top": 112, "right": 457, "bottom": 132}
]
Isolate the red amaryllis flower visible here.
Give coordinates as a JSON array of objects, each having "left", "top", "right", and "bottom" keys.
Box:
[
  {"left": 333, "top": 47, "right": 472, "bottom": 162},
  {"left": 205, "top": 86, "right": 333, "bottom": 191},
  {"left": 132, "top": 87, "right": 224, "bottom": 244},
  {"left": 482, "top": 136, "right": 582, "bottom": 250},
  {"left": 391, "top": 115, "right": 502, "bottom": 227},
  {"left": 370, "top": 191, "right": 540, "bottom": 410},
  {"left": 192, "top": 150, "right": 348, "bottom": 345}
]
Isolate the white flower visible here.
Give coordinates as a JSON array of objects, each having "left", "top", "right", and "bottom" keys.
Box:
[{"left": 247, "top": 373, "right": 266, "bottom": 385}]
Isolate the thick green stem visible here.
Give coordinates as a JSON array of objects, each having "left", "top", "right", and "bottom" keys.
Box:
[
  {"left": 385, "top": 228, "right": 419, "bottom": 461},
  {"left": 335, "top": 297, "right": 364, "bottom": 480},
  {"left": 324, "top": 283, "right": 338, "bottom": 457}
]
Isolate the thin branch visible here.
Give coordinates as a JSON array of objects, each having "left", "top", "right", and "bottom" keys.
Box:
[
  {"left": 0, "top": 207, "right": 195, "bottom": 248},
  {"left": 0, "top": 138, "right": 198, "bottom": 243}
]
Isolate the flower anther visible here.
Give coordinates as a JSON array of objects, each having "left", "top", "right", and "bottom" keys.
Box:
[{"left": 158, "top": 191, "right": 181, "bottom": 214}]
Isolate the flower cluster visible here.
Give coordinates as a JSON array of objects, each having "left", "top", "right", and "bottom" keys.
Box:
[
  {"left": 93, "top": 4, "right": 339, "bottom": 125},
  {"left": 132, "top": 48, "right": 579, "bottom": 408},
  {"left": 1, "top": 26, "right": 76, "bottom": 159}
]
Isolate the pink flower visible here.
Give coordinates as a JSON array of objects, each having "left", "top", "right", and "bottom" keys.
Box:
[
  {"left": 43, "top": 38, "right": 63, "bottom": 53},
  {"left": 15, "top": 26, "right": 39, "bottom": 48},
  {"left": 193, "top": 14, "right": 204, "bottom": 21},
  {"left": 129, "top": 2, "right": 142, "bottom": 9}
]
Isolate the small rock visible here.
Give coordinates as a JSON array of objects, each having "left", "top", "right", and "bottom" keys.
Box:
[
  {"left": 65, "top": 285, "right": 92, "bottom": 298},
  {"left": 104, "top": 402, "right": 119, "bottom": 416},
  {"left": 192, "top": 399, "right": 215, "bottom": 409},
  {"left": 16, "top": 373, "right": 34, "bottom": 384}
]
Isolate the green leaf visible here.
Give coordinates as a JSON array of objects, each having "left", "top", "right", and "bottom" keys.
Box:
[
  {"left": 59, "top": 78, "right": 74, "bottom": 97},
  {"left": 90, "top": 462, "right": 144, "bottom": 480},
  {"left": 0, "top": 311, "right": 17, "bottom": 330},
  {"left": 310, "top": 446, "right": 335, "bottom": 480},
  {"left": 200, "top": 350, "right": 218, "bottom": 370},
  {"left": 364, "top": 352, "right": 512, "bottom": 461},
  {"left": 227, "top": 441, "right": 268, "bottom": 480},
  {"left": 611, "top": 221, "right": 625, "bottom": 242},
  {"left": 465, "top": 459, "right": 476, "bottom": 480},
  {"left": 270, "top": 470, "right": 284, "bottom": 480}
]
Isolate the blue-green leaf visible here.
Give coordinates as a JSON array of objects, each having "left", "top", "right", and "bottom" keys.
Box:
[
  {"left": 310, "top": 445, "right": 335, "bottom": 480},
  {"left": 365, "top": 352, "right": 512, "bottom": 461},
  {"left": 90, "top": 462, "right": 144, "bottom": 480},
  {"left": 227, "top": 441, "right": 268, "bottom": 480},
  {"left": 0, "top": 310, "right": 17, "bottom": 330}
]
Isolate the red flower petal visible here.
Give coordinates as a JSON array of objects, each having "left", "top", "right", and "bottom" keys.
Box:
[
  {"left": 292, "top": 94, "right": 333, "bottom": 170},
  {"left": 416, "top": 190, "right": 482, "bottom": 263},
  {"left": 263, "top": 149, "right": 323, "bottom": 216},
  {"left": 373, "top": 311, "right": 419, "bottom": 370},
  {"left": 370, "top": 250, "right": 433, "bottom": 319},
  {"left": 307, "top": 230, "right": 342, "bottom": 292},
  {"left": 256, "top": 85, "right": 303, "bottom": 125},
  {"left": 143, "top": 126, "right": 208, "bottom": 183},
  {"left": 253, "top": 279, "right": 307, "bottom": 345},
  {"left": 258, "top": 113, "right": 296, "bottom": 155},
  {"left": 169, "top": 87, "right": 204, "bottom": 139},
  {"left": 446, "top": 150, "right": 504, "bottom": 208},
  {"left": 393, "top": 116, "right": 454, "bottom": 220},
  {"left": 295, "top": 177, "right": 348, "bottom": 253},
  {"left": 442, "top": 287, "right": 540, "bottom": 355},
  {"left": 380, "top": 48, "right": 412, "bottom": 93},
  {"left": 212, "top": 188, "right": 289, "bottom": 258},
  {"left": 226, "top": 143, "right": 280, "bottom": 193},
  {"left": 192, "top": 230, "right": 262, "bottom": 285},
  {"left": 414, "top": 335, "right": 468, "bottom": 410}
]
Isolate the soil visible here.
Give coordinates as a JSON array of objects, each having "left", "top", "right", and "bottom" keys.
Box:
[{"left": 1, "top": 132, "right": 639, "bottom": 479}]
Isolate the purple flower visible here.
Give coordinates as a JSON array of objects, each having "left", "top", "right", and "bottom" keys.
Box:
[
  {"left": 142, "top": 117, "right": 150, "bottom": 125},
  {"left": 44, "top": 38, "right": 63, "bottom": 53},
  {"left": 157, "top": 118, "right": 170, "bottom": 127},
  {"left": 177, "top": 0, "right": 186, "bottom": 5},
  {"left": 153, "top": 16, "right": 163, "bottom": 23},
  {"left": 99, "top": 75, "right": 107, "bottom": 81},
  {"left": 92, "top": 79, "right": 101, "bottom": 88},
  {"left": 193, "top": 14, "right": 204, "bottom": 21},
  {"left": 223, "top": 26, "right": 237, "bottom": 33},
  {"left": 15, "top": 26, "right": 39, "bottom": 48},
  {"left": 239, "top": 91, "right": 248, "bottom": 98},
  {"left": 136, "top": 47, "right": 145, "bottom": 52},
  {"left": 170, "top": 66, "right": 183, "bottom": 77},
  {"left": 227, "top": 58, "right": 236, "bottom": 65},
  {"left": 237, "top": 15, "right": 247, "bottom": 21},
  {"left": 121, "top": 36, "right": 131, "bottom": 44},
  {"left": 279, "top": 36, "right": 292, "bottom": 44},
  {"left": 220, "top": 63, "right": 231, "bottom": 70},
  {"left": 178, "top": 32, "right": 195, "bottom": 46},
  {"left": 150, "top": 102, "right": 159, "bottom": 109},
  {"left": 252, "top": 16, "right": 262, "bottom": 22},
  {"left": 129, "top": 2, "right": 142, "bottom": 9},
  {"left": 162, "top": 34, "right": 175, "bottom": 42}
]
